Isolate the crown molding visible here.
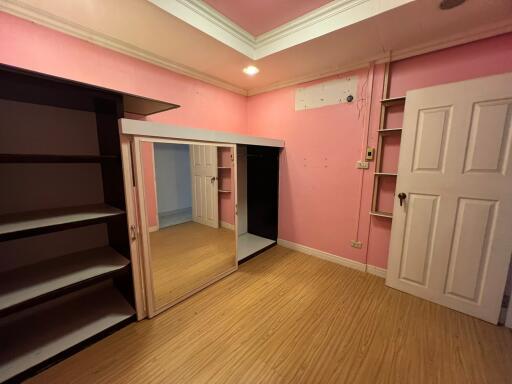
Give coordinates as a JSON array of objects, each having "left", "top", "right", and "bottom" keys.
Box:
[
  {"left": 2, "top": 0, "right": 511, "bottom": 99},
  {"left": 148, "top": 0, "right": 256, "bottom": 57},
  {"left": 247, "top": 58, "right": 382, "bottom": 96},
  {"left": 247, "top": 21, "right": 512, "bottom": 95},
  {"left": 253, "top": 0, "right": 377, "bottom": 59},
  {"left": 149, "top": 0, "right": 414, "bottom": 60},
  {"left": 389, "top": 18, "right": 512, "bottom": 63},
  {"left": 0, "top": 0, "right": 248, "bottom": 96}
]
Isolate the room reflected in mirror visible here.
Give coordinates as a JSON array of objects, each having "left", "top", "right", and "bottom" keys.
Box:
[{"left": 139, "top": 141, "right": 237, "bottom": 311}]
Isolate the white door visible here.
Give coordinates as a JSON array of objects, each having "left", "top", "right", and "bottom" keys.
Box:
[
  {"left": 190, "top": 145, "right": 219, "bottom": 228},
  {"left": 386, "top": 73, "right": 512, "bottom": 323}
]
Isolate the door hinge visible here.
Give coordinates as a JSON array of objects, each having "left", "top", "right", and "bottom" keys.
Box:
[{"left": 130, "top": 224, "right": 137, "bottom": 241}]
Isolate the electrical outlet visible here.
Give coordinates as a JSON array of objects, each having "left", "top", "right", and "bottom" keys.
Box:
[
  {"left": 365, "top": 147, "right": 375, "bottom": 161},
  {"left": 356, "top": 161, "right": 369, "bottom": 169},
  {"left": 350, "top": 240, "right": 363, "bottom": 249}
]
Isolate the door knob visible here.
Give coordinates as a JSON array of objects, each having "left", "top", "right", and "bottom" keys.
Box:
[{"left": 398, "top": 192, "right": 407, "bottom": 207}]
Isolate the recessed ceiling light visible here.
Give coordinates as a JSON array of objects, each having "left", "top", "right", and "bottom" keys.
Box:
[
  {"left": 243, "top": 65, "right": 259, "bottom": 76},
  {"left": 439, "top": 0, "right": 465, "bottom": 10}
]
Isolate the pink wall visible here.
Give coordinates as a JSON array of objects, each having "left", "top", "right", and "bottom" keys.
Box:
[
  {"left": 0, "top": 11, "right": 245, "bottom": 233},
  {"left": 0, "top": 12, "right": 247, "bottom": 134},
  {"left": 247, "top": 67, "right": 382, "bottom": 263},
  {"left": 2, "top": 11, "right": 512, "bottom": 269},
  {"left": 203, "top": 0, "right": 332, "bottom": 36},
  {"left": 248, "top": 33, "right": 512, "bottom": 269},
  {"left": 364, "top": 32, "right": 512, "bottom": 268}
]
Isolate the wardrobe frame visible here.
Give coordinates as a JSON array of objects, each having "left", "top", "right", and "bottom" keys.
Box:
[
  {"left": 119, "top": 118, "right": 284, "bottom": 319},
  {"left": 124, "top": 136, "right": 238, "bottom": 318}
]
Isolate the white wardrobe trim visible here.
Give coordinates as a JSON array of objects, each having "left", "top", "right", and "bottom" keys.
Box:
[{"left": 119, "top": 119, "right": 284, "bottom": 148}]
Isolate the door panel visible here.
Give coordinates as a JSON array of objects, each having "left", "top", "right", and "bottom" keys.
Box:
[
  {"left": 464, "top": 99, "right": 512, "bottom": 174},
  {"left": 444, "top": 198, "right": 496, "bottom": 302},
  {"left": 190, "top": 145, "right": 218, "bottom": 228},
  {"left": 387, "top": 73, "right": 512, "bottom": 323},
  {"left": 412, "top": 107, "right": 451, "bottom": 172},
  {"left": 399, "top": 194, "right": 439, "bottom": 286}
]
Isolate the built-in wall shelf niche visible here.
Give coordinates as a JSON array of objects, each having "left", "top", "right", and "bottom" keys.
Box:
[
  {"left": 377, "top": 128, "right": 402, "bottom": 134},
  {"left": 369, "top": 210, "right": 393, "bottom": 219},
  {"left": 0, "top": 64, "right": 143, "bottom": 382},
  {"left": 217, "top": 147, "right": 234, "bottom": 226},
  {"left": 370, "top": 62, "right": 405, "bottom": 220},
  {"left": 374, "top": 172, "right": 398, "bottom": 176},
  {"left": 380, "top": 96, "right": 406, "bottom": 106}
]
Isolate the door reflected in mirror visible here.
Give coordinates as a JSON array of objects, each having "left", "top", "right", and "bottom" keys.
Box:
[{"left": 139, "top": 141, "right": 237, "bottom": 311}]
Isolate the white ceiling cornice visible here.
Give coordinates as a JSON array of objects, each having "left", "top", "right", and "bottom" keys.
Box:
[
  {"left": 0, "top": 0, "right": 248, "bottom": 95},
  {"left": 248, "top": 19, "right": 512, "bottom": 96},
  {"left": 148, "top": 0, "right": 415, "bottom": 59},
  {"left": 149, "top": 0, "right": 256, "bottom": 57},
  {"left": 2, "top": 0, "right": 511, "bottom": 97}
]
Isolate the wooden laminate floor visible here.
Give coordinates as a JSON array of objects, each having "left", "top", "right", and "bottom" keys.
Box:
[
  {"left": 150, "top": 221, "right": 236, "bottom": 308},
  {"left": 28, "top": 246, "right": 512, "bottom": 384}
]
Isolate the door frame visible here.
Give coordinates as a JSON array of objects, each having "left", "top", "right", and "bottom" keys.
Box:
[
  {"left": 119, "top": 134, "right": 148, "bottom": 320},
  {"left": 132, "top": 136, "right": 238, "bottom": 318},
  {"left": 148, "top": 143, "right": 160, "bottom": 232}
]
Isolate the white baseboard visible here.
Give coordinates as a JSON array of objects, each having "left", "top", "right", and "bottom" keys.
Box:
[
  {"left": 366, "top": 265, "right": 387, "bottom": 279},
  {"left": 220, "top": 221, "right": 235, "bottom": 230},
  {"left": 277, "top": 238, "right": 365, "bottom": 272},
  {"left": 277, "top": 238, "right": 386, "bottom": 278}
]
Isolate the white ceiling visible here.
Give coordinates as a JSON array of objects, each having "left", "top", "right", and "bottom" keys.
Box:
[{"left": 1, "top": 0, "right": 512, "bottom": 95}]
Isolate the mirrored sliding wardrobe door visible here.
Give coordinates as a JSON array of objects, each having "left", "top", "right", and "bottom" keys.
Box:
[{"left": 133, "top": 138, "right": 237, "bottom": 316}]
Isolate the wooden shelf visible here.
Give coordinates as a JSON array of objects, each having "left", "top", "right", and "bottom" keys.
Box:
[
  {"left": 375, "top": 172, "right": 398, "bottom": 176},
  {"left": 0, "top": 247, "right": 129, "bottom": 315},
  {"left": 0, "top": 153, "right": 119, "bottom": 163},
  {"left": 122, "top": 94, "right": 179, "bottom": 116},
  {"left": 0, "top": 64, "right": 179, "bottom": 116},
  {"left": 378, "top": 128, "right": 402, "bottom": 135},
  {"left": 218, "top": 167, "right": 231, "bottom": 169},
  {"left": 237, "top": 233, "right": 276, "bottom": 261},
  {"left": 0, "top": 284, "right": 135, "bottom": 383},
  {"left": 219, "top": 190, "right": 231, "bottom": 193},
  {"left": 370, "top": 211, "right": 393, "bottom": 219},
  {"left": 0, "top": 204, "right": 125, "bottom": 241},
  {"left": 381, "top": 96, "right": 406, "bottom": 106}
]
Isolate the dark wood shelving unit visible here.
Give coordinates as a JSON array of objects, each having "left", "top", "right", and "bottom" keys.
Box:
[{"left": 0, "top": 63, "right": 154, "bottom": 382}]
